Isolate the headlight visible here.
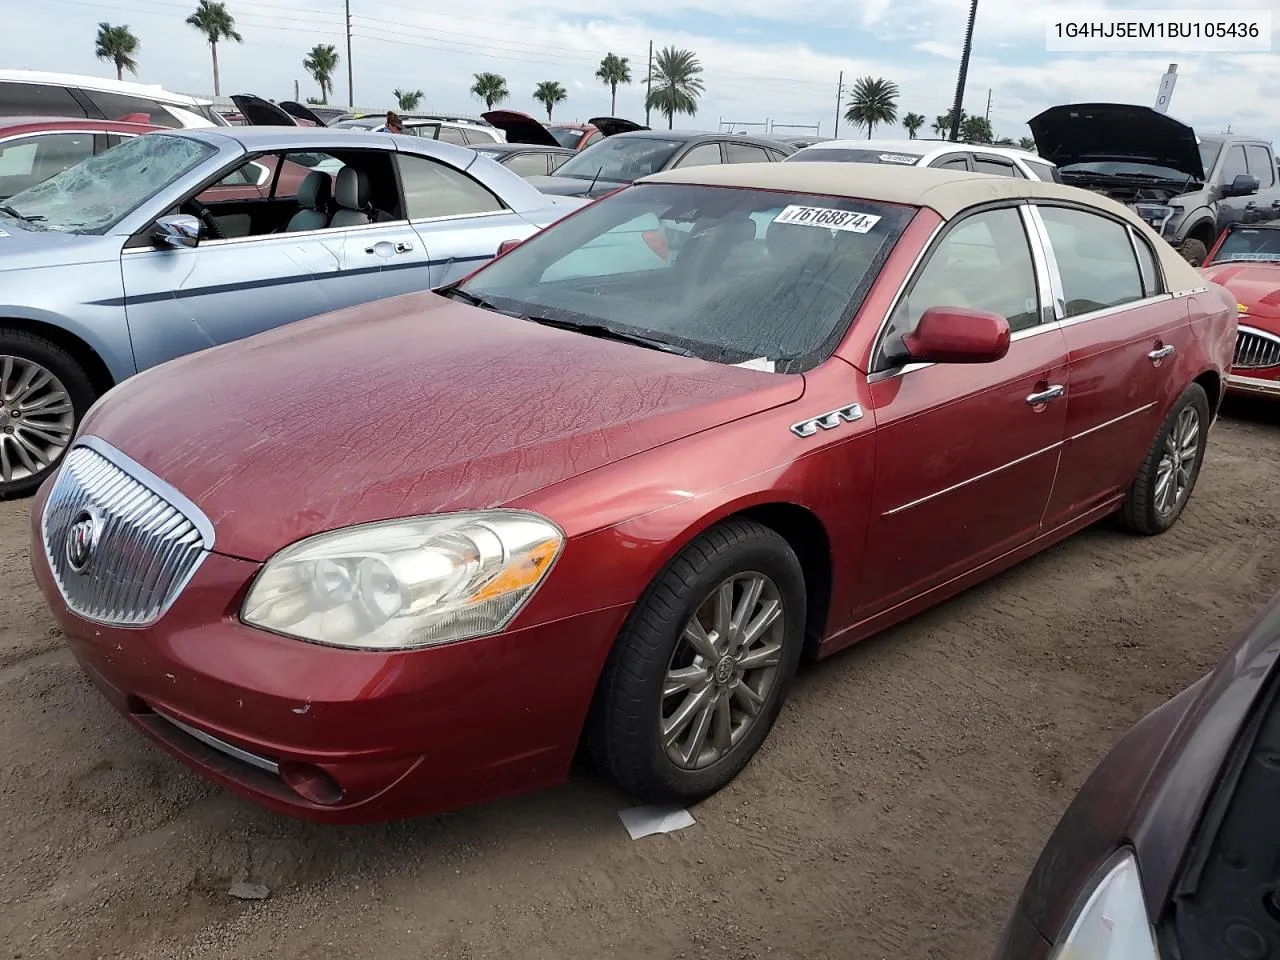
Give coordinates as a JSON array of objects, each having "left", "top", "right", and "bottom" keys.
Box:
[
  {"left": 1133, "top": 203, "right": 1177, "bottom": 233},
  {"left": 241, "top": 511, "right": 563, "bottom": 650},
  {"left": 1049, "top": 850, "right": 1158, "bottom": 960}
]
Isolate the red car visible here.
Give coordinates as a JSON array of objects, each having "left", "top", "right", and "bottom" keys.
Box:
[
  {"left": 1201, "top": 221, "right": 1280, "bottom": 399},
  {"left": 30, "top": 164, "right": 1237, "bottom": 823},
  {"left": 0, "top": 115, "right": 158, "bottom": 199},
  {"left": 548, "top": 116, "right": 648, "bottom": 150}
]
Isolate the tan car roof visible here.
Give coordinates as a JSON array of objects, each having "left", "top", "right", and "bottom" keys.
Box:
[{"left": 640, "top": 162, "right": 1204, "bottom": 291}]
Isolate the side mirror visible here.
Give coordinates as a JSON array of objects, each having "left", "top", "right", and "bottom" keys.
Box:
[
  {"left": 1223, "top": 174, "right": 1260, "bottom": 198},
  {"left": 151, "top": 214, "right": 201, "bottom": 249},
  {"left": 902, "top": 306, "right": 1011, "bottom": 364},
  {"left": 496, "top": 238, "right": 523, "bottom": 257}
]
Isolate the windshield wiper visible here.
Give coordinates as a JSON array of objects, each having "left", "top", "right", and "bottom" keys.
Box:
[
  {"left": 522, "top": 315, "right": 696, "bottom": 357},
  {"left": 0, "top": 204, "right": 43, "bottom": 222}
]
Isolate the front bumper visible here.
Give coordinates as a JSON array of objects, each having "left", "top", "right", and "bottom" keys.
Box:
[
  {"left": 1227, "top": 371, "right": 1280, "bottom": 399},
  {"left": 31, "top": 494, "right": 629, "bottom": 823}
]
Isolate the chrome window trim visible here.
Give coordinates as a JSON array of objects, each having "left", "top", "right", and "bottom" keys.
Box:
[
  {"left": 0, "top": 127, "right": 126, "bottom": 143},
  {"left": 121, "top": 216, "right": 415, "bottom": 253},
  {"left": 1018, "top": 204, "right": 1056, "bottom": 325},
  {"left": 63, "top": 436, "right": 216, "bottom": 546},
  {"left": 1025, "top": 205, "right": 1067, "bottom": 319},
  {"left": 409, "top": 207, "right": 512, "bottom": 226},
  {"left": 864, "top": 218, "right": 947, "bottom": 374}
]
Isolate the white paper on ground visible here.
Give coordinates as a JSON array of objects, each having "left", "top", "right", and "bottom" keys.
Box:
[
  {"left": 733, "top": 356, "right": 776, "bottom": 372},
  {"left": 618, "top": 804, "right": 696, "bottom": 840}
]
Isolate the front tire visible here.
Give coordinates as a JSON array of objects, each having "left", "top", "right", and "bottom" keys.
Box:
[
  {"left": 586, "top": 519, "right": 807, "bottom": 804},
  {"left": 0, "top": 329, "right": 93, "bottom": 499},
  {"left": 1119, "top": 383, "right": 1210, "bottom": 535}
]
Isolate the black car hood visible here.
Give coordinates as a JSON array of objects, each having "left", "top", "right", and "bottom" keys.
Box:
[
  {"left": 525, "top": 174, "right": 626, "bottom": 197},
  {"left": 482, "top": 110, "right": 560, "bottom": 147},
  {"left": 587, "top": 116, "right": 649, "bottom": 137},
  {"left": 278, "top": 100, "right": 325, "bottom": 126},
  {"left": 231, "top": 93, "right": 300, "bottom": 127},
  {"left": 1029, "top": 103, "right": 1204, "bottom": 180}
]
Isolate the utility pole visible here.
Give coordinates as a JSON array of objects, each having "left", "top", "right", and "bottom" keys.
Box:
[
  {"left": 345, "top": 0, "right": 354, "bottom": 108},
  {"left": 833, "top": 70, "right": 843, "bottom": 138},
  {"left": 294, "top": 79, "right": 300, "bottom": 102},
  {"left": 948, "top": 0, "right": 979, "bottom": 142},
  {"left": 644, "top": 41, "right": 653, "bottom": 127},
  {"left": 984, "top": 88, "right": 992, "bottom": 122}
]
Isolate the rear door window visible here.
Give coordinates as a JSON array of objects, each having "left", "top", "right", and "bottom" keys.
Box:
[
  {"left": 1038, "top": 206, "right": 1144, "bottom": 316},
  {"left": 930, "top": 153, "right": 970, "bottom": 171},
  {"left": 504, "top": 152, "right": 551, "bottom": 177},
  {"left": 973, "top": 155, "right": 1023, "bottom": 178},
  {"left": 436, "top": 126, "right": 468, "bottom": 145},
  {"left": 674, "top": 142, "right": 724, "bottom": 168},
  {"left": 397, "top": 153, "right": 504, "bottom": 219},
  {"left": 725, "top": 143, "right": 770, "bottom": 163},
  {"left": 81, "top": 90, "right": 181, "bottom": 128},
  {"left": 0, "top": 81, "right": 89, "bottom": 118}
]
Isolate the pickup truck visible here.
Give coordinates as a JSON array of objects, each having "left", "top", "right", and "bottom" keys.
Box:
[{"left": 1029, "top": 103, "right": 1280, "bottom": 265}]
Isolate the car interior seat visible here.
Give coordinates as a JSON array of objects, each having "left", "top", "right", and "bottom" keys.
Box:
[
  {"left": 329, "top": 167, "right": 373, "bottom": 227},
  {"left": 285, "top": 171, "right": 332, "bottom": 232}
]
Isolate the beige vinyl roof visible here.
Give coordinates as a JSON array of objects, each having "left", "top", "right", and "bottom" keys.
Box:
[{"left": 640, "top": 162, "right": 1205, "bottom": 292}]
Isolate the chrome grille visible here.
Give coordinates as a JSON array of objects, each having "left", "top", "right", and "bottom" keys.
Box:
[
  {"left": 41, "top": 438, "right": 214, "bottom": 626},
  {"left": 1234, "top": 326, "right": 1280, "bottom": 370}
]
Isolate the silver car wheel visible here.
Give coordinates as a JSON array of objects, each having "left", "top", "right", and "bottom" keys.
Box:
[
  {"left": 0, "top": 355, "right": 75, "bottom": 484},
  {"left": 1154, "top": 405, "right": 1200, "bottom": 518},
  {"left": 661, "top": 572, "right": 785, "bottom": 771}
]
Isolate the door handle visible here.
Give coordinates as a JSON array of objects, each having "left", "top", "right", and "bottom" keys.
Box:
[
  {"left": 1148, "top": 344, "right": 1175, "bottom": 363},
  {"left": 1025, "top": 385, "right": 1064, "bottom": 406},
  {"left": 395, "top": 241, "right": 414, "bottom": 253}
]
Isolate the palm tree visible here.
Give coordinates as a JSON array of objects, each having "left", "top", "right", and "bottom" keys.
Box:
[
  {"left": 645, "top": 47, "right": 704, "bottom": 130},
  {"left": 470, "top": 72, "right": 509, "bottom": 110},
  {"left": 933, "top": 110, "right": 966, "bottom": 137},
  {"left": 901, "top": 111, "right": 925, "bottom": 139},
  {"left": 532, "top": 81, "right": 567, "bottom": 122},
  {"left": 1018, "top": 136, "right": 1036, "bottom": 151},
  {"left": 185, "top": 1, "right": 242, "bottom": 98},
  {"left": 843, "top": 76, "right": 899, "bottom": 139},
  {"left": 303, "top": 44, "right": 339, "bottom": 104},
  {"left": 595, "top": 53, "right": 631, "bottom": 115},
  {"left": 95, "top": 23, "right": 140, "bottom": 81},
  {"left": 394, "top": 88, "right": 424, "bottom": 112},
  {"left": 960, "top": 114, "right": 993, "bottom": 143}
]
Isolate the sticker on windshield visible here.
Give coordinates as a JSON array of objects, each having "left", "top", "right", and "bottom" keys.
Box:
[
  {"left": 878, "top": 154, "right": 918, "bottom": 164},
  {"left": 0, "top": 229, "right": 9, "bottom": 238},
  {"left": 773, "top": 205, "right": 881, "bottom": 233},
  {"left": 1223, "top": 252, "right": 1280, "bottom": 262}
]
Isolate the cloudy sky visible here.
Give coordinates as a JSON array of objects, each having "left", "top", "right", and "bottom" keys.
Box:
[{"left": 4, "top": 0, "right": 1277, "bottom": 143}]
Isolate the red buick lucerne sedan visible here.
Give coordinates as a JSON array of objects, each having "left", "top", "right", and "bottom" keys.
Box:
[
  {"left": 30, "top": 164, "right": 1238, "bottom": 823},
  {"left": 1200, "top": 221, "right": 1280, "bottom": 400}
]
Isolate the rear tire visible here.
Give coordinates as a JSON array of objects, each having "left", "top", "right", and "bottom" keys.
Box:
[
  {"left": 1119, "top": 383, "right": 1210, "bottom": 535},
  {"left": 586, "top": 519, "right": 807, "bottom": 804},
  {"left": 0, "top": 329, "right": 94, "bottom": 500}
]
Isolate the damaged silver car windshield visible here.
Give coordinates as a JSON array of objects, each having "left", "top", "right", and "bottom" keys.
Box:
[{"left": 0, "top": 134, "right": 216, "bottom": 234}]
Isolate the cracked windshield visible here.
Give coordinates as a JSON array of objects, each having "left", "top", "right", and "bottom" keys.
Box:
[{"left": 1, "top": 134, "right": 214, "bottom": 233}]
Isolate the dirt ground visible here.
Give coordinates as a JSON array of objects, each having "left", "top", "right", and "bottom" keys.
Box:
[{"left": 1, "top": 398, "right": 1278, "bottom": 960}]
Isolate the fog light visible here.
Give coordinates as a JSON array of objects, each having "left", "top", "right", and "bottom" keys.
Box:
[{"left": 279, "top": 762, "right": 344, "bottom": 805}]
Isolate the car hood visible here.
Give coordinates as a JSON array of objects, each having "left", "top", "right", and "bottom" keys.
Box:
[
  {"left": 482, "top": 110, "right": 560, "bottom": 147},
  {"left": 230, "top": 93, "right": 301, "bottom": 127},
  {"left": 1200, "top": 262, "right": 1280, "bottom": 324},
  {"left": 1029, "top": 103, "right": 1204, "bottom": 181},
  {"left": 526, "top": 174, "right": 627, "bottom": 197},
  {"left": 81, "top": 291, "right": 803, "bottom": 562},
  {"left": 0, "top": 222, "right": 105, "bottom": 270}
]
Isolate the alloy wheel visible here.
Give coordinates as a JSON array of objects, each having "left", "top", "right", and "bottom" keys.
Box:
[
  {"left": 1154, "top": 406, "right": 1200, "bottom": 517},
  {"left": 0, "top": 355, "right": 75, "bottom": 485},
  {"left": 661, "top": 572, "right": 785, "bottom": 770}
]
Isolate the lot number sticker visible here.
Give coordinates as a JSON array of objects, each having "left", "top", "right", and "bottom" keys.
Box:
[
  {"left": 774, "top": 205, "right": 881, "bottom": 233},
  {"left": 878, "top": 154, "right": 918, "bottom": 164}
]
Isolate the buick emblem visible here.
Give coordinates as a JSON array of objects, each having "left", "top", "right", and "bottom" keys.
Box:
[{"left": 66, "top": 509, "right": 100, "bottom": 573}]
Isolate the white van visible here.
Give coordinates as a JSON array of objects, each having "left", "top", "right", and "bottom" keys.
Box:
[{"left": 0, "top": 70, "right": 226, "bottom": 129}]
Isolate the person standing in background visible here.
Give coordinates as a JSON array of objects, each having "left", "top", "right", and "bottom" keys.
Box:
[{"left": 385, "top": 111, "right": 404, "bottom": 134}]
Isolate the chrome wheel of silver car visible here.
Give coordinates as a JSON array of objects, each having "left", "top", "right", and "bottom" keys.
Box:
[
  {"left": 1155, "top": 405, "right": 1200, "bottom": 518},
  {"left": 0, "top": 355, "right": 75, "bottom": 485},
  {"left": 661, "top": 572, "right": 784, "bottom": 771}
]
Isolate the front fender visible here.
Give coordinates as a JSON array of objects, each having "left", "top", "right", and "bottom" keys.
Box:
[{"left": 0, "top": 278, "right": 135, "bottom": 385}]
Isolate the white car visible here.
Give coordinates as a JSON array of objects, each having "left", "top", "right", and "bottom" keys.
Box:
[
  {"left": 333, "top": 114, "right": 503, "bottom": 147},
  {"left": 787, "top": 138, "right": 1058, "bottom": 182},
  {"left": 0, "top": 70, "right": 224, "bottom": 129}
]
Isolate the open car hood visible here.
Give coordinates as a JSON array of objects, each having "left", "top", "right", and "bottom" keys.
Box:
[
  {"left": 482, "top": 110, "right": 559, "bottom": 146},
  {"left": 230, "top": 94, "right": 301, "bottom": 127},
  {"left": 1029, "top": 103, "right": 1204, "bottom": 180},
  {"left": 586, "top": 116, "right": 649, "bottom": 137},
  {"left": 277, "top": 100, "right": 324, "bottom": 127}
]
